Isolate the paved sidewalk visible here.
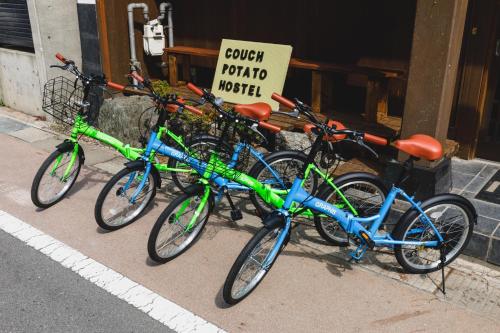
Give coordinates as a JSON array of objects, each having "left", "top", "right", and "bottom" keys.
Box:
[{"left": 1, "top": 107, "right": 500, "bottom": 332}]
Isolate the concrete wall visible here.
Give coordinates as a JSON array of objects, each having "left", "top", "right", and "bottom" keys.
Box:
[
  {"left": 28, "top": 0, "right": 82, "bottom": 82},
  {"left": 0, "top": 0, "right": 82, "bottom": 116},
  {"left": 0, "top": 48, "right": 42, "bottom": 115}
]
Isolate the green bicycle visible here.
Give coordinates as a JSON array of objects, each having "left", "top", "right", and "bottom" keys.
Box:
[
  {"left": 147, "top": 84, "right": 388, "bottom": 263},
  {"left": 30, "top": 54, "right": 208, "bottom": 209}
]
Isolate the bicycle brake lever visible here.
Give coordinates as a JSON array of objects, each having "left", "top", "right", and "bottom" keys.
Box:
[
  {"left": 184, "top": 97, "right": 204, "bottom": 106},
  {"left": 249, "top": 123, "right": 268, "bottom": 144},
  {"left": 50, "top": 64, "right": 67, "bottom": 69},
  {"left": 272, "top": 109, "right": 300, "bottom": 118},
  {"left": 357, "top": 139, "right": 379, "bottom": 159}
]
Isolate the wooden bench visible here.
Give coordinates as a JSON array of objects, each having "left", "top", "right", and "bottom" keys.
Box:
[{"left": 164, "top": 46, "right": 406, "bottom": 122}]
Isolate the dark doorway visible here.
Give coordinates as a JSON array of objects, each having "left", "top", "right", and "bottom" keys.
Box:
[
  {"left": 476, "top": 3, "right": 500, "bottom": 161},
  {"left": 450, "top": 0, "right": 500, "bottom": 161}
]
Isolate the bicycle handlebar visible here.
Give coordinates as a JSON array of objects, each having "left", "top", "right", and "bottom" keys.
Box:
[
  {"left": 186, "top": 82, "right": 204, "bottom": 97},
  {"left": 271, "top": 93, "right": 295, "bottom": 109},
  {"left": 184, "top": 104, "right": 203, "bottom": 116},
  {"left": 364, "top": 133, "right": 388, "bottom": 146},
  {"left": 129, "top": 71, "right": 145, "bottom": 84},
  {"left": 107, "top": 81, "right": 126, "bottom": 91},
  {"left": 55, "top": 53, "right": 67, "bottom": 64},
  {"left": 258, "top": 121, "right": 280, "bottom": 133}
]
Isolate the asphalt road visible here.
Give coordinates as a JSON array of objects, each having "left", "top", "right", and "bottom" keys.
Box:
[{"left": 0, "top": 230, "right": 170, "bottom": 333}]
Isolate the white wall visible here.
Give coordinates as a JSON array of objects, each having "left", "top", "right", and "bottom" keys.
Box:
[{"left": 0, "top": 48, "right": 42, "bottom": 115}]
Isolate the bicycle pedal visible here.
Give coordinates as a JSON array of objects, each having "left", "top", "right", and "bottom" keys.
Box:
[
  {"left": 230, "top": 209, "right": 243, "bottom": 221},
  {"left": 359, "top": 231, "right": 375, "bottom": 249},
  {"left": 350, "top": 244, "right": 368, "bottom": 261}
]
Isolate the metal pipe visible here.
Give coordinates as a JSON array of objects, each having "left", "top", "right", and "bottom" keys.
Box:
[
  {"left": 127, "top": 3, "right": 149, "bottom": 85},
  {"left": 157, "top": 2, "right": 174, "bottom": 47}
]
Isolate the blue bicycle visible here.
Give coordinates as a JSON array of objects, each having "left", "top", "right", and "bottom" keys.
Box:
[{"left": 222, "top": 93, "right": 476, "bottom": 304}]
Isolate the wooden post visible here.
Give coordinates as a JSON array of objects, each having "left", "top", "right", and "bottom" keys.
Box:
[
  {"left": 181, "top": 54, "right": 191, "bottom": 82},
  {"left": 311, "top": 71, "right": 322, "bottom": 113},
  {"left": 364, "top": 79, "right": 388, "bottom": 122},
  {"left": 168, "top": 55, "right": 178, "bottom": 86},
  {"left": 400, "top": 0, "right": 469, "bottom": 163}
]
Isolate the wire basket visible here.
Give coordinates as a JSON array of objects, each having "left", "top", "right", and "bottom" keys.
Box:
[{"left": 42, "top": 76, "right": 102, "bottom": 126}]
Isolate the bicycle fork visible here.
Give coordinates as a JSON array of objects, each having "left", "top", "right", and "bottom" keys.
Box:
[
  {"left": 52, "top": 142, "right": 80, "bottom": 182},
  {"left": 262, "top": 216, "right": 291, "bottom": 270}
]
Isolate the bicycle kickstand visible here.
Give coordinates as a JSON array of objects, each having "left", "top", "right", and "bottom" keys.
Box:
[
  {"left": 223, "top": 187, "right": 242, "bottom": 221},
  {"left": 438, "top": 246, "right": 446, "bottom": 295}
]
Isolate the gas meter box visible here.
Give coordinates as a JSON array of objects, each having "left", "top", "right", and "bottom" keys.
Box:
[{"left": 143, "top": 19, "right": 165, "bottom": 56}]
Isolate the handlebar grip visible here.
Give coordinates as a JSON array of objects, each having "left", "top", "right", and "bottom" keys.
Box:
[
  {"left": 259, "top": 121, "right": 281, "bottom": 133},
  {"left": 271, "top": 93, "right": 295, "bottom": 109},
  {"left": 107, "top": 81, "right": 125, "bottom": 91},
  {"left": 167, "top": 104, "right": 179, "bottom": 113},
  {"left": 184, "top": 104, "right": 203, "bottom": 116},
  {"left": 186, "top": 82, "right": 204, "bottom": 97},
  {"left": 130, "top": 71, "right": 144, "bottom": 83},
  {"left": 55, "top": 53, "right": 67, "bottom": 63},
  {"left": 364, "top": 133, "right": 388, "bottom": 146}
]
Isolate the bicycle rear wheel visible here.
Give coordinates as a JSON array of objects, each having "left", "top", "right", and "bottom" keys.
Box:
[
  {"left": 31, "top": 145, "right": 83, "bottom": 208},
  {"left": 168, "top": 135, "right": 232, "bottom": 192},
  {"left": 223, "top": 225, "right": 286, "bottom": 305},
  {"left": 393, "top": 194, "right": 475, "bottom": 274},
  {"left": 314, "top": 172, "right": 388, "bottom": 246},
  {"left": 148, "top": 185, "right": 213, "bottom": 263},
  {"left": 248, "top": 150, "right": 318, "bottom": 216}
]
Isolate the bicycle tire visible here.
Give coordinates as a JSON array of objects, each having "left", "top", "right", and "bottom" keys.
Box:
[
  {"left": 393, "top": 194, "right": 475, "bottom": 274},
  {"left": 94, "top": 164, "right": 157, "bottom": 230},
  {"left": 223, "top": 224, "right": 287, "bottom": 305},
  {"left": 31, "top": 144, "right": 83, "bottom": 208},
  {"left": 314, "top": 172, "right": 388, "bottom": 246},
  {"left": 248, "top": 150, "right": 318, "bottom": 217},
  {"left": 147, "top": 184, "right": 214, "bottom": 263},
  {"left": 168, "top": 135, "right": 232, "bottom": 193}
]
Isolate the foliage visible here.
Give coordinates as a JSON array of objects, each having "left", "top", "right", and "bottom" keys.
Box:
[{"left": 151, "top": 79, "right": 171, "bottom": 97}]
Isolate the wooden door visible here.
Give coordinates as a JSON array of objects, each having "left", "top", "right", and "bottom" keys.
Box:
[
  {"left": 476, "top": 1, "right": 500, "bottom": 161},
  {"left": 449, "top": 0, "right": 500, "bottom": 160}
]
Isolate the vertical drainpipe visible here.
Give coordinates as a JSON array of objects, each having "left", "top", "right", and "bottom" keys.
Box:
[
  {"left": 157, "top": 2, "right": 174, "bottom": 47},
  {"left": 127, "top": 3, "right": 149, "bottom": 85}
]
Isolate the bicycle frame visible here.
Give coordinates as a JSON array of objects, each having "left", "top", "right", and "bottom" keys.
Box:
[
  {"left": 133, "top": 127, "right": 361, "bottom": 230},
  {"left": 265, "top": 174, "right": 445, "bottom": 263},
  {"left": 55, "top": 113, "right": 193, "bottom": 180}
]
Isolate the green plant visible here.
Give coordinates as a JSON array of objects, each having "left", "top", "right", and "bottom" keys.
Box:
[
  {"left": 0, "top": 98, "right": 4, "bottom": 106},
  {"left": 151, "top": 80, "right": 171, "bottom": 97}
]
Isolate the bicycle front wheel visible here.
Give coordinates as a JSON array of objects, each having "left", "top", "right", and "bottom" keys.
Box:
[
  {"left": 31, "top": 145, "right": 83, "bottom": 208},
  {"left": 94, "top": 165, "right": 156, "bottom": 230},
  {"left": 223, "top": 225, "right": 286, "bottom": 305},
  {"left": 393, "top": 194, "right": 474, "bottom": 274},
  {"left": 148, "top": 185, "right": 213, "bottom": 263}
]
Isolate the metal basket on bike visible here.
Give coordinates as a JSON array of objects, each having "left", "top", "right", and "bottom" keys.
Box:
[{"left": 42, "top": 76, "right": 102, "bottom": 126}]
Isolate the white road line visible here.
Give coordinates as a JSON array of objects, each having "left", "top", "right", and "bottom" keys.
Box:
[{"left": 0, "top": 210, "right": 226, "bottom": 333}]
